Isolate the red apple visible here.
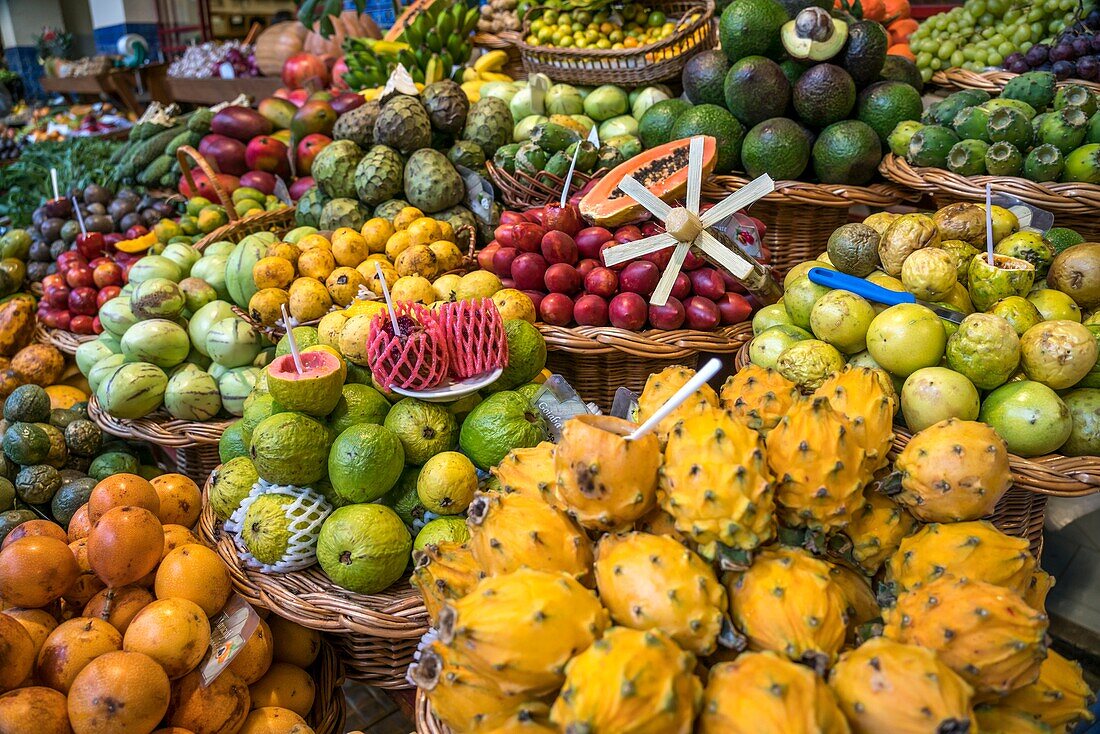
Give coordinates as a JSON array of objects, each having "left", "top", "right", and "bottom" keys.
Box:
[
  {"left": 576, "top": 227, "right": 613, "bottom": 259},
  {"left": 93, "top": 261, "right": 123, "bottom": 288},
  {"left": 511, "top": 253, "right": 549, "bottom": 290},
  {"left": 68, "top": 287, "right": 98, "bottom": 316},
  {"left": 671, "top": 272, "right": 691, "bottom": 300},
  {"left": 75, "top": 232, "right": 105, "bottom": 259},
  {"left": 619, "top": 261, "right": 660, "bottom": 296},
  {"left": 608, "top": 292, "right": 648, "bottom": 330},
  {"left": 42, "top": 273, "right": 66, "bottom": 290},
  {"left": 289, "top": 176, "right": 315, "bottom": 201},
  {"left": 540, "top": 231, "right": 578, "bottom": 265},
  {"left": 296, "top": 134, "right": 332, "bottom": 176},
  {"left": 492, "top": 247, "right": 519, "bottom": 277},
  {"left": 69, "top": 314, "right": 95, "bottom": 335},
  {"left": 576, "top": 258, "right": 598, "bottom": 277},
  {"left": 649, "top": 297, "right": 686, "bottom": 329},
  {"left": 584, "top": 267, "right": 618, "bottom": 298},
  {"left": 682, "top": 249, "right": 706, "bottom": 271},
  {"left": 97, "top": 286, "right": 121, "bottom": 308},
  {"left": 499, "top": 211, "right": 527, "bottom": 226},
  {"left": 574, "top": 294, "right": 609, "bottom": 326},
  {"left": 544, "top": 263, "right": 582, "bottom": 295},
  {"left": 684, "top": 296, "right": 720, "bottom": 330},
  {"left": 539, "top": 293, "right": 574, "bottom": 326},
  {"left": 717, "top": 293, "right": 752, "bottom": 324},
  {"left": 65, "top": 265, "right": 94, "bottom": 289},
  {"left": 522, "top": 290, "right": 545, "bottom": 313},
  {"left": 541, "top": 203, "right": 582, "bottom": 236},
  {"left": 56, "top": 251, "right": 86, "bottom": 272},
  {"left": 282, "top": 53, "right": 330, "bottom": 89},
  {"left": 44, "top": 285, "right": 70, "bottom": 310},
  {"left": 477, "top": 243, "right": 500, "bottom": 272},
  {"left": 330, "top": 92, "right": 364, "bottom": 115},
  {"left": 689, "top": 268, "right": 726, "bottom": 301},
  {"left": 245, "top": 136, "right": 291, "bottom": 177}
]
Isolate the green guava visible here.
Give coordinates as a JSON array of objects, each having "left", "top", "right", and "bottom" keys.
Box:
[
  {"left": 328, "top": 423, "right": 405, "bottom": 503},
  {"left": 413, "top": 517, "right": 470, "bottom": 551},
  {"left": 900, "top": 366, "right": 980, "bottom": 432},
  {"left": 979, "top": 380, "right": 1073, "bottom": 457},
  {"left": 383, "top": 398, "right": 459, "bottom": 465},
  {"left": 866, "top": 303, "right": 948, "bottom": 377},
  {"left": 316, "top": 504, "right": 412, "bottom": 594},
  {"left": 485, "top": 319, "right": 547, "bottom": 393},
  {"left": 459, "top": 391, "right": 548, "bottom": 470},
  {"left": 328, "top": 384, "right": 391, "bottom": 435},
  {"left": 775, "top": 339, "right": 846, "bottom": 391},
  {"left": 1020, "top": 320, "right": 1099, "bottom": 389},
  {"left": 1060, "top": 388, "right": 1100, "bottom": 456},
  {"left": 749, "top": 325, "right": 813, "bottom": 370},
  {"left": 241, "top": 492, "right": 326, "bottom": 566},
  {"left": 945, "top": 313, "right": 1021, "bottom": 390},
  {"left": 209, "top": 456, "right": 260, "bottom": 520},
  {"left": 809, "top": 291, "right": 876, "bottom": 354},
  {"left": 783, "top": 275, "right": 831, "bottom": 331},
  {"left": 381, "top": 466, "right": 428, "bottom": 528},
  {"left": 249, "top": 412, "right": 331, "bottom": 486}
]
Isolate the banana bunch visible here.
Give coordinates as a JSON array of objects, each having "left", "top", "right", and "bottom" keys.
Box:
[
  {"left": 459, "top": 51, "right": 515, "bottom": 102},
  {"left": 341, "top": 0, "right": 479, "bottom": 88}
]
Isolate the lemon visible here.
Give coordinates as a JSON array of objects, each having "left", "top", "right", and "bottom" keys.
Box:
[{"left": 416, "top": 452, "right": 478, "bottom": 515}]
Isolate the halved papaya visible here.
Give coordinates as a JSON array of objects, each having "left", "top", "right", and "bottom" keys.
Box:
[{"left": 580, "top": 136, "right": 718, "bottom": 227}]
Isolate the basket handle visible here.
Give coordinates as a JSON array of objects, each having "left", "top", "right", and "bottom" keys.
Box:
[{"left": 176, "top": 145, "right": 239, "bottom": 221}]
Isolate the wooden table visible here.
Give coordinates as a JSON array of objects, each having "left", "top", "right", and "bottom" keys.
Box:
[
  {"left": 164, "top": 76, "right": 282, "bottom": 105},
  {"left": 40, "top": 69, "right": 143, "bottom": 115}
]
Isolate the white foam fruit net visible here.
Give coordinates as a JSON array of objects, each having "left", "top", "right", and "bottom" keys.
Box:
[{"left": 225, "top": 480, "right": 333, "bottom": 573}]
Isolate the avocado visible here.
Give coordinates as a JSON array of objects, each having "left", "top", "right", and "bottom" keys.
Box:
[
  {"left": 779, "top": 59, "right": 810, "bottom": 88},
  {"left": 775, "top": 0, "right": 831, "bottom": 16},
  {"left": 638, "top": 99, "right": 692, "bottom": 149},
  {"left": 719, "top": 0, "right": 789, "bottom": 63},
  {"left": 724, "top": 56, "right": 791, "bottom": 127},
  {"left": 879, "top": 55, "right": 923, "bottom": 93},
  {"left": 888, "top": 120, "right": 923, "bottom": 156},
  {"left": 1001, "top": 71, "right": 1056, "bottom": 112},
  {"left": 669, "top": 104, "right": 746, "bottom": 173},
  {"left": 856, "top": 80, "right": 923, "bottom": 145},
  {"left": 951, "top": 106, "right": 991, "bottom": 143},
  {"left": 781, "top": 7, "right": 848, "bottom": 62},
  {"left": 1023, "top": 143, "right": 1064, "bottom": 182},
  {"left": 842, "top": 20, "right": 889, "bottom": 88},
  {"left": 741, "top": 117, "right": 812, "bottom": 179},
  {"left": 947, "top": 140, "right": 990, "bottom": 176},
  {"left": 907, "top": 125, "right": 959, "bottom": 168},
  {"left": 985, "top": 141, "right": 1023, "bottom": 176},
  {"left": 1038, "top": 106, "right": 1089, "bottom": 154},
  {"left": 1054, "top": 84, "right": 1097, "bottom": 117},
  {"left": 793, "top": 63, "right": 856, "bottom": 128},
  {"left": 812, "top": 119, "right": 881, "bottom": 184},
  {"left": 923, "top": 90, "right": 991, "bottom": 126},
  {"left": 987, "top": 107, "right": 1033, "bottom": 150},
  {"left": 682, "top": 50, "right": 731, "bottom": 107}
]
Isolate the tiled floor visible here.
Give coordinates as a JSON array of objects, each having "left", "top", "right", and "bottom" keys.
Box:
[{"left": 343, "top": 682, "right": 414, "bottom": 733}]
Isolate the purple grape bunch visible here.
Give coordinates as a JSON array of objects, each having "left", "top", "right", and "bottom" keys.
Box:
[{"left": 1005, "top": 8, "right": 1100, "bottom": 79}]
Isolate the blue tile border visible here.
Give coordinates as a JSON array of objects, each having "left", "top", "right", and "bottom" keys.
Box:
[
  {"left": 93, "top": 22, "right": 160, "bottom": 61},
  {"left": 3, "top": 46, "right": 43, "bottom": 101}
]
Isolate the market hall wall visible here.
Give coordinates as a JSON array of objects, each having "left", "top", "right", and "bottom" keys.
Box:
[{"left": 0, "top": 0, "right": 66, "bottom": 98}]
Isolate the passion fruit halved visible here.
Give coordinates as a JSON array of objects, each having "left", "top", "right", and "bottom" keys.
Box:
[{"left": 781, "top": 8, "right": 848, "bottom": 61}]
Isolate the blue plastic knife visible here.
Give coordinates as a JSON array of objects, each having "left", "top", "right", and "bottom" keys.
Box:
[{"left": 807, "top": 267, "right": 965, "bottom": 325}]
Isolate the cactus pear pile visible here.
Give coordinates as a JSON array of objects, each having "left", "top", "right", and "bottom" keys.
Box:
[{"left": 408, "top": 360, "right": 1089, "bottom": 734}]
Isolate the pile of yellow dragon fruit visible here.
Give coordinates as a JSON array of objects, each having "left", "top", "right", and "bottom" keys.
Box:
[{"left": 406, "top": 363, "right": 1094, "bottom": 734}]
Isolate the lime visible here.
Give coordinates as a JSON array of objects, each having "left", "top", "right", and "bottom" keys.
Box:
[
  {"left": 414, "top": 517, "right": 470, "bottom": 551},
  {"left": 417, "top": 452, "right": 478, "bottom": 515}
]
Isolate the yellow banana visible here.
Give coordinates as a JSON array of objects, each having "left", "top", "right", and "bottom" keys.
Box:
[
  {"left": 474, "top": 49, "right": 509, "bottom": 73},
  {"left": 460, "top": 80, "right": 484, "bottom": 102},
  {"left": 461, "top": 67, "right": 481, "bottom": 83},
  {"left": 371, "top": 40, "right": 411, "bottom": 54},
  {"left": 478, "top": 71, "right": 514, "bottom": 82}
]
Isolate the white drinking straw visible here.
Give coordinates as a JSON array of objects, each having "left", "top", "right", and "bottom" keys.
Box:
[
  {"left": 627, "top": 358, "right": 722, "bottom": 441},
  {"left": 71, "top": 197, "right": 86, "bottom": 235},
  {"left": 375, "top": 262, "right": 402, "bottom": 337},
  {"left": 50, "top": 168, "right": 60, "bottom": 200},
  {"left": 280, "top": 304, "right": 304, "bottom": 374},
  {"left": 986, "top": 183, "right": 995, "bottom": 266}
]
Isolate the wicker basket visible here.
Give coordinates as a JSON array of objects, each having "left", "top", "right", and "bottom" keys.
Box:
[
  {"left": 35, "top": 323, "right": 96, "bottom": 356},
  {"left": 308, "top": 639, "right": 349, "bottom": 734},
  {"left": 540, "top": 321, "right": 751, "bottom": 411},
  {"left": 931, "top": 66, "right": 1100, "bottom": 96},
  {"left": 473, "top": 33, "right": 526, "bottom": 79},
  {"left": 199, "top": 480, "right": 428, "bottom": 688},
  {"left": 416, "top": 689, "right": 448, "bottom": 734},
  {"left": 87, "top": 396, "right": 230, "bottom": 485},
  {"left": 732, "top": 343, "right": 1100, "bottom": 532},
  {"left": 516, "top": 0, "right": 716, "bottom": 85},
  {"left": 879, "top": 153, "right": 1100, "bottom": 240},
  {"left": 487, "top": 160, "right": 606, "bottom": 210},
  {"left": 701, "top": 174, "right": 919, "bottom": 277}
]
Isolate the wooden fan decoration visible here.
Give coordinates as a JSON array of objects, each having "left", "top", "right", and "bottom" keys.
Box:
[{"left": 601, "top": 136, "right": 782, "bottom": 306}]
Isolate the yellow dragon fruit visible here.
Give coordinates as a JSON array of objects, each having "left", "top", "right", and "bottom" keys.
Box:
[
  {"left": 883, "top": 576, "right": 1048, "bottom": 695},
  {"left": 836, "top": 487, "right": 919, "bottom": 575},
  {"left": 550, "top": 627, "right": 702, "bottom": 734},
  {"left": 887, "top": 418, "right": 1012, "bottom": 522},
  {"left": 637, "top": 365, "right": 718, "bottom": 443},
  {"left": 437, "top": 568, "right": 610, "bottom": 699},
  {"left": 660, "top": 407, "right": 776, "bottom": 556},
  {"left": 720, "top": 365, "right": 799, "bottom": 433},
  {"left": 491, "top": 442, "right": 556, "bottom": 497},
  {"left": 466, "top": 490, "right": 594, "bottom": 583},
  {"left": 829, "top": 637, "right": 976, "bottom": 734},
  {"left": 766, "top": 396, "right": 868, "bottom": 532},
  {"left": 477, "top": 703, "right": 561, "bottom": 734},
  {"left": 973, "top": 704, "right": 1053, "bottom": 733},
  {"left": 1023, "top": 569, "right": 1054, "bottom": 612},
  {"left": 594, "top": 531, "right": 727, "bottom": 656},
  {"left": 998, "top": 650, "right": 1095, "bottom": 731},
  {"left": 700, "top": 650, "right": 851, "bottom": 734},
  {"left": 812, "top": 366, "right": 897, "bottom": 474},
  {"left": 885, "top": 520, "right": 1037, "bottom": 599},
  {"left": 408, "top": 636, "right": 540, "bottom": 733},
  {"left": 410, "top": 541, "right": 482, "bottom": 624},
  {"left": 634, "top": 503, "right": 687, "bottom": 544},
  {"left": 551, "top": 415, "right": 659, "bottom": 531},
  {"left": 828, "top": 562, "right": 881, "bottom": 638},
  {"left": 727, "top": 546, "right": 849, "bottom": 670}
]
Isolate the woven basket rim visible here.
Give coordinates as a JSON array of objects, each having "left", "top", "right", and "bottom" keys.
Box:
[
  {"left": 539, "top": 321, "right": 751, "bottom": 357},
  {"left": 87, "top": 394, "right": 232, "bottom": 446},
  {"left": 310, "top": 638, "right": 349, "bottom": 734},
  {"left": 199, "top": 480, "right": 430, "bottom": 639},
  {"left": 416, "top": 689, "right": 448, "bottom": 734},
  {"left": 732, "top": 343, "right": 1100, "bottom": 497},
  {"left": 35, "top": 323, "right": 96, "bottom": 356},
  {"left": 930, "top": 66, "right": 1100, "bottom": 95},
  {"left": 194, "top": 206, "right": 297, "bottom": 252},
  {"left": 879, "top": 153, "right": 1100, "bottom": 214},
  {"left": 487, "top": 160, "right": 605, "bottom": 210},
  {"left": 702, "top": 173, "right": 919, "bottom": 208}
]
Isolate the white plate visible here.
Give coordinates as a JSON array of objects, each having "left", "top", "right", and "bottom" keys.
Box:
[{"left": 390, "top": 368, "right": 504, "bottom": 403}]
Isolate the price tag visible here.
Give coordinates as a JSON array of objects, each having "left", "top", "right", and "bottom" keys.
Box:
[
  {"left": 532, "top": 375, "right": 597, "bottom": 441},
  {"left": 610, "top": 387, "right": 638, "bottom": 421},
  {"left": 457, "top": 165, "right": 496, "bottom": 224},
  {"left": 200, "top": 594, "right": 260, "bottom": 687},
  {"left": 382, "top": 64, "right": 419, "bottom": 98}
]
